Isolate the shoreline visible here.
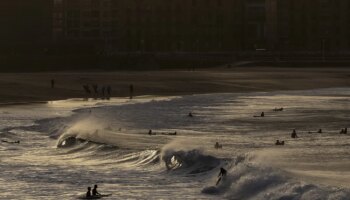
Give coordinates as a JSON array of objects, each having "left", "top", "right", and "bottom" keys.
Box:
[
  {"left": 0, "top": 67, "right": 349, "bottom": 104},
  {"left": 1, "top": 86, "right": 349, "bottom": 108}
]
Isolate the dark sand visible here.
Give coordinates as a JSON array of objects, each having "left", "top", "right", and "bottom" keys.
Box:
[{"left": 0, "top": 67, "right": 349, "bottom": 104}]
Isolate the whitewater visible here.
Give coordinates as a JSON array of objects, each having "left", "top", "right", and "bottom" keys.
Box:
[{"left": 0, "top": 88, "right": 349, "bottom": 200}]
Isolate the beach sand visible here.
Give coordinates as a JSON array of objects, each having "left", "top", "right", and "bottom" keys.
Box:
[{"left": 0, "top": 67, "right": 349, "bottom": 103}]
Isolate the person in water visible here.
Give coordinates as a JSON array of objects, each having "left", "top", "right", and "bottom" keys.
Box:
[
  {"left": 92, "top": 185, "right": 101, "bottom": 196},
  {"left": 291, "top": 129, "right": 298, "bottom": 138},
  {"left": 214, "top": 142, "right": 222, "bottom": 149},
  {"left": 188, "top": 112, "right": 193, "bottom": 117},
  {"left": 261, "top": 112, "right": 265, "bottom": 117},
  {"left": 216, "top": 167, "right": 227, "bottom": 185},
  {"left": 86, "top": 187, "right": 92, "bottom": 198},
  {"left": 275, "top": 140, "right": 285, "bottom": 145},
  {"left": 1, "top": 140, "right": 20, "bottom": 144}
]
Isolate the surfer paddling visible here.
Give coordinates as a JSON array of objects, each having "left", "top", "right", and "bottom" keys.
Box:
[
  {"left": 1, "top": 140, "right": 20, "bottom": 144},
  {"left": 216, "top": 167, "right": 227, "bottom": 185},
  {"left": 86, "top": 187, "right": 92, "bottom": 198},
  {"left": 92, "top": 185, "right": 101, "bottom": 196},
  {"left": 83, "top": 184, "right": 111, "bottom": 199}
]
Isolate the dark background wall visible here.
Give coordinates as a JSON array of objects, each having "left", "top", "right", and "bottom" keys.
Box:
[{"left": 1, "top": 0, "right": 350, "bottom": 71}]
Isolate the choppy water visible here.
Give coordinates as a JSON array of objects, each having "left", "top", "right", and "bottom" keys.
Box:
[{"left": 0, "top": 88, "right": 349, "bottom": 200}]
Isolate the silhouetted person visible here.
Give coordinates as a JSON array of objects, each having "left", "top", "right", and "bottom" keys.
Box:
[
  {"left": 261, "top": 112, "right": 265, "bottom": 117},
  {"left": 129, "top": 84, "right": 134, "bottom": 99},
  {"left": 188, "top": 112, "right": 193, "bottom": 117},
  {"left": 214, "top": 142, "right": 222, "bottom": 149},
  {"left": 107, "top": 85, "right": 111, "bottom": 97},
  {"left": 345, "top": 128, "right": 348, "bottom": 134},
  {"left": 101, "top": 86, "right": 106, "bottom": 98},
  {"left": 275, "top": 140, "right": 284, "bottom": 145},
  {"left": 1, "top": 140, "right": 20, "bottom": 144},
  {"left": 86, "top": 187, "right": 92, "bottom": 198},
  {"left": 51, "top": 79, "right": 55, "bottom": 89},
  {"left": 92, "top": 84, "right": 98, "bottom": 94},
  {"left": 148, "top": 129, "right": 153, "bottom": 135},
  {"left": 92, "top": 185, "right": 101, "bottom": 196},
  {"left": 317, "top": 129, "right": 322, "bottom": 133},
  {"left": 216, "top": 167, "right": 227, "bottom": 185},
  {"left": 83, "top": 85, "right": 91, "bottom": 94},
  {"left": 291, "top": 129, "right": 298, "bottom": 138}
]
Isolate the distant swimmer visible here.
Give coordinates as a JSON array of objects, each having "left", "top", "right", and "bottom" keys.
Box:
[
  {"left": 216, "top": 167, "right": 227, "bottom": 185},
  {"left": 214, "top": 142, "right": 222, "bottom": 149},
  {"left": 291, "top": 129, "right": 298, "bottom": 138},
  {"left": 92, "top": 185, "right": 101, "bottom": 196},
  {"left": 340, "top": 128, "right": 348, "bottom": 134},
  {"left": 317, "top": 129, "right": 322, "bottom": 133},
  {"left": 273, "top": 107, "right": 284, "bottom": 112},
  {"left": 253, "top": 112, "right": 265, "bottom": 118},
  {"left": 275, "top": 140, "right": 285, "bottom": 145},
  {"left": 86, "top": 187, "right": 92, "bottom": 198},
  {"left": 1, "top": 140, "right": 20, "bottom": 144},
  {"left": 161, "top": 132, "right": 177, "bottom": 136},
  {"left": 188, "top": 112, "right": 193, "bottom": 117},
  {"left": 148, "top": 130, "right": 156, "bottom": 135}
]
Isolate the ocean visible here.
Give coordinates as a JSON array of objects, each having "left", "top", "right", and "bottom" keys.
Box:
[{"left": 0, "top": 88, "right": 349, "bottom": 200}]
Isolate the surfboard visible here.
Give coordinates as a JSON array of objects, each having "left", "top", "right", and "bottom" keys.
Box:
[{"left": 77, "top": 194, "right": 112, "bottom": 199}]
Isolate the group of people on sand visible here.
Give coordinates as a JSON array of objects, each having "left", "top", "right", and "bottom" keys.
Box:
[{"left": 83, "top": 84, "right": 112, "bottom": 99}]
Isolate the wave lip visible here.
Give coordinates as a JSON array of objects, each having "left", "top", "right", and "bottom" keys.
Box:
[{"left": 162, "top": 149, "right": 222, "bottom": 174}]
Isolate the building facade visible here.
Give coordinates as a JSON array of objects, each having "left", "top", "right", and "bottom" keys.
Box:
[
  {"left": 53, "top": 0, "right": 269, "bottom": 53},
  {"left": 266, "top": 0, "right": 350, "bottom": 52},
  {"left": 1, "top": 0, "right": 347, "bottom": 54},
  {"left": 0, "top": 0, "right": 52, "bottom": 52}
]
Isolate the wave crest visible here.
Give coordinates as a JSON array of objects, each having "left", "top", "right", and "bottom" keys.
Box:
[{"left": 162, "top": 149, "right": 221, "bottom": 174}]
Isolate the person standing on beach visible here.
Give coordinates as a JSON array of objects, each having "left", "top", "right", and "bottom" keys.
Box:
[
  {"left": 51, "top": 79, "right": 55, "bottom": 89},
  {"left": 107, "top": 85, "right": 111, "bottom": 97},
  {"left": 130, "top": 84, "right": 134, "bottom": 99}
]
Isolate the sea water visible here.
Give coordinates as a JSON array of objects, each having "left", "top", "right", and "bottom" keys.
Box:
[{"left": 0, "top": 88, "right": 349, "bottom": 200}]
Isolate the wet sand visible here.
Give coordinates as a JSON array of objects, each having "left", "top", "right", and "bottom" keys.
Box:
[{"left": 0, "top": 67, "right": 349, "bottom": 103}]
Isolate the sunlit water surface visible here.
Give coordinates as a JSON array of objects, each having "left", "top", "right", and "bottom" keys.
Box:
[{"left": 0, "top": 89, "right": 349, "bottom": 200}]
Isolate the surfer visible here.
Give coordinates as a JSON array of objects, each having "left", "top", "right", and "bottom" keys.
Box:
[
  {"left": 1, "top": 140, "right": 20, "bottom": 144},
  {"left": 188, "top": 112, "right": 193, "bottom": 117},
  {"left": 92, "top": 185, "right": 101, "bottom": 196},
  {"left": 291, "top": 129, "right": 298, "bottom": 138},
  {"left": 317, "top": 129, "right": 322, "bottom": 133},
  {"left": 261, "top": 112, "right": 265, "bottom": 117},
  {"left": 86, "top": 187, "right": 92, "bottom": 198},
  {"left": 216, "top": 167, "right": 227, "bottom": 185},
  {"left": 275, "top": 140, "right": 284, "bottom": 145},
  {"left": 214, "top": 142, "right": 222, "bottom": 149}
]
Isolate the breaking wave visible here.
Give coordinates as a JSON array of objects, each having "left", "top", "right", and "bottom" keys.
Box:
[{"left": 202, "top": 153, "right": 350, "bottom": 200}]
